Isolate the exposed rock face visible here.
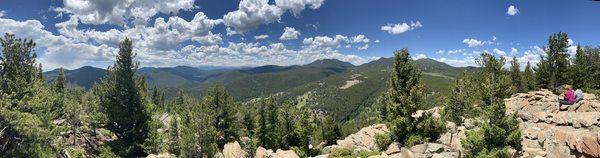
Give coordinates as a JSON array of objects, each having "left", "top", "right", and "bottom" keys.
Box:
[
  {"left": 254, "top": 147, "right": 299, "bottom": 158},
  {"left": 506, "top": 90, "right": 600, "bottom": 158},
  {"left": 222, "top": 141, "right": 247, "bottom": 158},
  {"left": 336, "top": 124, "right": 389, "bottom": 151}
]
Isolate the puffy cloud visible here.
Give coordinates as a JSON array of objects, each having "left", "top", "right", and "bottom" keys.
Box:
[
  {"left": 274, "top": 0, "right": 325, "bottom": 16},
  {"left": 434, "top": 57, "right": 478, "bottom": 67},
  {"left": 462, "top": 36, "right": 496, "bottom": 47},
  {"left": 374, "top": 40, "right": 380, "bottom": 43},
  {"left": 436, "top": 49, "right": 466, "bottom": 55},
  {"left": 0, "top": 17, "right": 116, "bottom": 69},
  {"left": 0, "top": 10, "right": 6, "bottom": 17},
  {"left": 351, "top": 34, "right": 369, "bottom": 43},
  {"left": 357, "top": 44, "right": 369, "bottom": 51},
  {"left": 413, "top": 54, "right": 427, "bottom": 60},
  {"left": 254, "top": 34, "right": 269, "bottom": 40},
  {"left": 223, "top": 0, "right": 283, "bottom": 33},
  {"left": 492, "top": 48, "right": 506, "bottom": 56},
  {"left": 381, "top": 21, "right": 422, "bottom": 35},
  {"left": 509, "top": 47, "right": 518, "bottom": 56},
  {"left": 280, "top": 27, "right": 300, "bottom": 40},
  {"left": 302, "top": 35, "right": 349, "bottom": 49},
  {"left": 55, "top": 0, "right": 195, "bottom": 25},
  {"left": 462, "top": 39, "right": 484, "bottom": 47},
  {"left": 2, "top": 15, "right": 376, "bottom": 70},
  {"left": 224, "top": 0, "right": 326, "bottom": 33},
  {"left": 195, "top": 32, "right": 223, "bottom": 45},
  {"left": 56, "top": 11, "right": 222, "bottom": 50},
  {"left": 506, "top": 5, "right": 519, "bottom": 16}
]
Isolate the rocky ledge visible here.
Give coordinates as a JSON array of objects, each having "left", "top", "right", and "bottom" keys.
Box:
[{"left": 505, "top": 90, "right": 600, "bottom": 158}]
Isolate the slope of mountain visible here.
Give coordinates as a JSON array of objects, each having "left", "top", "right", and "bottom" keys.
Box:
[
  {"left": 44, "top": 66, "right": 106, "bottom": 89},
  {"left": 285, "top": 58, "right": 471, "bottom": 120},
  {"left": 43, "top": 58, "right": 476, "bottom": 120}
]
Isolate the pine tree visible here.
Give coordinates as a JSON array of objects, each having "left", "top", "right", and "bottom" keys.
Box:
[
  {"left": 461, "top": 53, "right": 521, "bottom": 157},
  {"left": 97, "top": 38, "right": 150, "bottom": 156},
  {"left": 536, "top": 32, "right": 570, "bottom": 89},
  {"left": 572, "top": 45, "right": 588, "bottom": 89},
  {"left": 381, "top": 49, "right": 446, "bottom": 147},
  {"left": 523, "top": 62, "right": 535, "bottom": 91},
  {"left": 0, "top": 33, "right": 59, "bottom": 157},
  {"left": 203, "top": 85, "right": 239, "bottom": 148},
  {"left": 443, "top": 78, "right": 468, "bottom": 125},
  {"left": 322, "top": 115, "right": 342, "bottom": 146},
  {"left": 54, "top": 68, "right": 66, "bottom": 93},
  {"left": 256, "top": 97, "right": 279, "bottom": 149},
  {"left": 0, "top": 33, "right": 38, "bottom": 100},
  {"left": 509, "top": 56, "right": 523, "bottom": 93},
  {"left": 243, "top": 109, "right": 255, "bottom": 137},
  {"left": 294, "top": 107, "right": 314, "bottom": 157},
  {"left": 256, "top": 98, "right": 271, "bottom": 148}
]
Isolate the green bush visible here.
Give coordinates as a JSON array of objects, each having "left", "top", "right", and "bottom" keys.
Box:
[
  {"left": 66, "top": 147, "right": 86, "bottom": 158},
  {"left": 329, "top": 147, "right": 353, "bottom": 157},
  {"left": 374, "top": 133, "right": 392, "bottom": 151}
]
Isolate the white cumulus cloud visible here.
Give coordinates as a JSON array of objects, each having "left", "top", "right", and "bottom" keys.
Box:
[
  {"left": 381, "top": 21, "right": 422, "bottom": 35},
  {"left": 351, "top": 34, "right": 369, "bottom": 43},
  {"left": 506, "top": 5, "right": 519, "bottom": 16},
  {"left": 55, "top": 0, "right": 196, "bottom": 25},
  {"left": 224, "top": 0, "right": 326, "bottom": 33},
  {"left": 357, "top": 44, "right": 369, "bottom": 51},
  {"left": 280, "top": 27, "right": 300, "bottom": 40},
  {"left": 254, "top": 34, "right": 269, "bottom": 40}
]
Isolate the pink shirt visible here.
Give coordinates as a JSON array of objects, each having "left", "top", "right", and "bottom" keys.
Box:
[{"left": 564, "top": 90, "right": 575, "bottom": 104}]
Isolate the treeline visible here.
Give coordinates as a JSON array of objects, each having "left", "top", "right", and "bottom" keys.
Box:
[{"left": 0, "top": 33, "right": 341, "bottom": 157}]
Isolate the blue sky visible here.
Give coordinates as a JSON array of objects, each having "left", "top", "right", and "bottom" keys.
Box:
[{"left": 0, "top": 0, "right": 599, "bottom": 70}]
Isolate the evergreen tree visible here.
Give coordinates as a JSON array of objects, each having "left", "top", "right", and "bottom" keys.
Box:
[
  {"left": 380, "top": 49, "right": 446, "bottom": 147},
  {"left": 0, "top": 33, "right": 38, "bottom": 100},
  {"left": 509, "top": 56, "right": 523, "bottom": 93},
  {"left": 536, "top": 32, "right": 570, "bottom": 89},
  {"left": 0, "top": 33, "right": 59, "bottom": 157},
  {"left": 461, "top": 53, "right": 521, "bottom": 157},
  {"left": 203, "top": 85, "right": 239, "bottom": 148},
  {"left": 256, "top": 97, "right": 279, "bottom": 149},
  {"left": 523, "top": 62, "right": 535, "bottom": 91},
  {"left": 443, "top": 78, "right": 469, "bottom": 125},
  {"left": 572, "top": 45, "right": 588, "bottom": 89},
  {"left": 243, "top": 109, "right": 255, "bottom": 137},
  {"left": 97, "top": 38, "right": 150, "bottom": 156},
  {"left": 54, "top": 68, "right": 66, "bottom": 93},
  {"left": 321, "top": 115, "right": 342, "bottom": 146},
  {"left": 294, "top": 107, "right": 314, "bottom": 157}
]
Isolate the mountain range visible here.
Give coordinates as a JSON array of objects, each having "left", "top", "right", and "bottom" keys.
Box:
[{"left": 44, "top": 58, "right": 478, "bottom": 120}]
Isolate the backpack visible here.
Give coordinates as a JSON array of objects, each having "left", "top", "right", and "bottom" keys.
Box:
[{"left": 575, "top": 89, "right": 584, "bottom": 102}]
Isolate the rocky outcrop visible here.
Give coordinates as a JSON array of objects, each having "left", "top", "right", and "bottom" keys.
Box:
[
  {"left": 254, "top": 147, "right": 299, "bottom": 158},
  {"left": 505, "top": 89, "right": 600, "bottom": 114},
  {"left": 506, "top": 90, "right": 600, "bottom": 158},
  {"left": 319, "top": 122, "right": 459, "bottom": 158},
  {"left": 222, "top": 141, "right": 247, "bottom": 158},
  {"left": 335, "top": 124, "right": 389, "bottom": 151}
]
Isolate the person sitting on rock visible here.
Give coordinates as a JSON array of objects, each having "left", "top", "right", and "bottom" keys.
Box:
[{"left": 559, "top": 85, "right": 575, "bottom": 110}]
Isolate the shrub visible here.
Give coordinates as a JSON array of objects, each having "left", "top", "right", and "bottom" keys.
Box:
[{"left": 374, "top": 133, "right": 392, "bottom": 151}]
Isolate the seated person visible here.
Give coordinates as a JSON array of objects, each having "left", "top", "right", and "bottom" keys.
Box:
[{"left": 559, "top": 85, "right": 575, "bottom": 110}]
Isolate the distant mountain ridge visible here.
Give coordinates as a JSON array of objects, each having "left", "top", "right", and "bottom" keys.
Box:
[{"left": 43, "top": 58, "right": 478, "bottom": 119}]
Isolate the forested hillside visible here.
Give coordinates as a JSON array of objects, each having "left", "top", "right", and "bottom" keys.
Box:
[{"left": 43, "top": 55, "right": 473, "bottom": 122}]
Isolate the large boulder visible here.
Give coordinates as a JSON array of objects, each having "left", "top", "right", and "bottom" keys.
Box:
[
  {"left": 336, "top": 124, "right": 389, "bottom": 151},
  {"left": 274, "top": 149, "right": 300, "bottom": 158},
  {"left": 222, "top": 141, "right": 247, "bottom": 158},
  {"left": 255, "top": 147, "right": 274, "bottom": 158}
]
